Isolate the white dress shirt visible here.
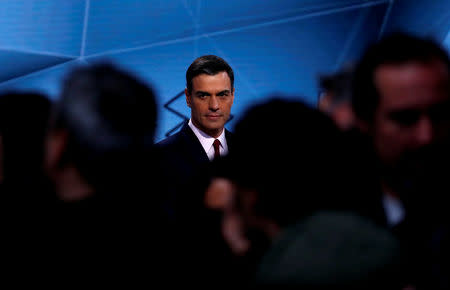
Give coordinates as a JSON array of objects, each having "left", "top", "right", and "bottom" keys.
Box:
[
  {"left": 382, "top": 193, "right": 405, "bottom": 227},
  {"left": 188, "top": 119, "right": 228, "bottom": 161}
]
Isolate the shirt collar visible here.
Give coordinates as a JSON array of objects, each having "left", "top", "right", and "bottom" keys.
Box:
[
  {"left": 382, "top": 194, "right": 405, "bottom": 227},
  {"left": 188, "top": 119, "right": 227, "bottom": 153}
]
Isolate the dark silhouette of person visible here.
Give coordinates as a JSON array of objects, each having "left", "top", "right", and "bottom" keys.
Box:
[
  {"left": 351, "top": 32, "right": 450, "bottom": 289},
  {"left": 3, "top": 63, "right": 169, "bottom": 286}
]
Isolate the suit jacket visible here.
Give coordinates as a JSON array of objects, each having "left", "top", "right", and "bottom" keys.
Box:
[{"left": 155, "top": 122, "right": 233, "bottom": 218}]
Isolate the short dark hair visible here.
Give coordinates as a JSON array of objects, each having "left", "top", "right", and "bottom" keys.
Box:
[
  {"left": 318, "top": 66, "right": 354, "bottom": 105},
  {"left": 230, "top": 98, "right": 349, "bottom": 226},
  {"left": 186, "top": 55, "right": 234, "bottom": 94},
  {"left": 51, "top": 63, "right": 157, "bottom": 188},
  {"left": 352, "top": 32, "right": 450, "bottom": 123},
  {"left": 228, "top": 97, "right": 385, "bottom": 227}
]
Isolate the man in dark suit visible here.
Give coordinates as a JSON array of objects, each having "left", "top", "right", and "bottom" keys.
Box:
[
  {"left": 19, "top": 63, "right": 167, "bottom": 285},
  {"left": 156, "top": 55, "right": 235, "bottom": 217}
]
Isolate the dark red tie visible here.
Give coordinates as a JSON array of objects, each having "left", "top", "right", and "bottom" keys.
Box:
[{"left": 213, "top": 139, "right": 221, "bottom": 160}]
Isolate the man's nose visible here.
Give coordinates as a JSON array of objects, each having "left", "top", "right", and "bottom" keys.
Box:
[
  {"left": 209, "top": 96, "right": 219, "bottom": 111},
  {"left": 414, "top": 116, "right": 434, "bottom": 147}
]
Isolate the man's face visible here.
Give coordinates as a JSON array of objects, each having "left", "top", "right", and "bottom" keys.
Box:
[
  {"left": 371, "top": 60, "right": 450, "bottom": 178},
  {"left": 186, "top": 71, "right": 234, "bottom": 138}
]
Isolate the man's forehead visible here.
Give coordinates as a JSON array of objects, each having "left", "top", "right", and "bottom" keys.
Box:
[
  {"left": 375, "top": 61, "right": 450, "bottom": 110},
  {"left": 192, "top": 72, "right": 231, "bottom": 88},
  {"left": 376, "top": 60, "right": 448, "bottom": 82}
]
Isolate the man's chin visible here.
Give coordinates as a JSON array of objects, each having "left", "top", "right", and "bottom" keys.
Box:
[
  {"left": 387, "top": 157, "right": 443, "bottom": 191},
  {"left": 202, "top": 125, "right": 224, "bottom": 137},
  {"left": 204, "top": 122, "right": 225, "bottom": 130}
]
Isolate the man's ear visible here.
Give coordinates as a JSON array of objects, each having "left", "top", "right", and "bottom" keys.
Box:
[
  {"left": 44, "top": 129, "right": 68, "bottom": 172},
  {"left": 185, "top": 88, "right": 191, "bottom": 108},
  {"left": 231, "top": 87, "right": 235, "bottom": 105}
]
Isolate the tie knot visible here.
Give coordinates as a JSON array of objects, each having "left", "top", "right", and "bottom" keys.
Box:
[{"left": 213, "top": 139, "right": 221, "bottom": 160}]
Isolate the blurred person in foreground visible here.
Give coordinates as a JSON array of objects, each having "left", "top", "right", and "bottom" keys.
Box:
[
  {"left": 352, "top": 32, "right": 450, "bottom": 289},
  {"left": 7, "top": 63, "right": 168, "bottom": 285}
]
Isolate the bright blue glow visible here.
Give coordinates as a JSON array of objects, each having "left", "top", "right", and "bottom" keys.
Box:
[{"left": 0, "top": 0, "right": 85, "bottom": 56}]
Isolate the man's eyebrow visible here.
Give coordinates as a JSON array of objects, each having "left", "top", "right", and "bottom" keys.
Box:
[
  {"left": 195, "top": 91, "right": 211, "bottom": 96},
  {"left": 218, "top": 89, "right": 231, "bottom": 94}
]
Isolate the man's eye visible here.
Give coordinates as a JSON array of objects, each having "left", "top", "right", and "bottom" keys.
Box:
[
  {"left": 389, "top": 111, "right": 420, "bottom": 126},
  {"left": 218, "top": 92, "right": 230, "bottom": 98}
]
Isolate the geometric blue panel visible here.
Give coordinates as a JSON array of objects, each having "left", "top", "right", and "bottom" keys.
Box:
[
  {"left": 0, "top": 50, "right": 74, "bottom": 83},
  {"left": 204, "top": 3, "right": 388, "bottom": 112},
  {"left": 0, "top": 0, "right": 86, "bottom": 56},
  {"left": 381, "top": 0, "right": 450, "bottom": 42},
  {"left": 85, "top": 2, "right": 388, "bottom": 142},
  {"left": 84, "top": 0, "right": 196, "bottom": 56},
  {"left": 332, "top": 3, "right": 388, "bottom": 71},
  {"left": 196, "top": 0, "right": 386, "bottom": 34},
  {"left": 84, "top": 0, "right": 386, "bottom": 57},
  {"left": 0, "top": 59, "right": 88, "bottom": 100}
]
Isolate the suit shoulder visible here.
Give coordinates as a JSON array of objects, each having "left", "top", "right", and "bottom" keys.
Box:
[
  {"left": 155, "top": 126, "right": 192, "bottom": 149},
  {"left": 225, "top": 129, "right": 234, "bottom": 145},
  {"left": 155, "top": 133, "right": 179, "bottom": 148}
]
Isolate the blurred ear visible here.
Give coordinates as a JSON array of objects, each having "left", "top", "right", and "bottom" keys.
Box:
[
  {"left": 185, "top": 88, "right": 191, "bottom": 108},
  {"left": 44, "top": 129, "right": 68, "bottom": 172}
]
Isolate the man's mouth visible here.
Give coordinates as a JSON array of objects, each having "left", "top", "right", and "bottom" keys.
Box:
[{"left": 206, "top": 114, "right": 221, "bottom": 120}]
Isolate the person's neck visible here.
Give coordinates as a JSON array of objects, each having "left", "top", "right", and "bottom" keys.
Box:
[
  {"left": 52, "top": 166, "right": 95, "bottom": 202},
  {"left": 207, "top": 129, "right": 223, "bottom": 139}
]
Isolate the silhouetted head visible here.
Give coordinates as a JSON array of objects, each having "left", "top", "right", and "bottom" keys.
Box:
[
  {"left": 46, "top": 63, "right": 158, "bottom": 192},
  {"left": 352, "top": 32, "right": 450, "bottom": 194}
]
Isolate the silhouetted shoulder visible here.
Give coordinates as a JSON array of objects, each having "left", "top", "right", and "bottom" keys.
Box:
[{"left": 155, "top": 130, "right": 184, "bottom": 148}]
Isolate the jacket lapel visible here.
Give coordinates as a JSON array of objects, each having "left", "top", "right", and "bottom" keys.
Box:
[{"left": 179, "top": 122, "right": 210, "bottom": 163}]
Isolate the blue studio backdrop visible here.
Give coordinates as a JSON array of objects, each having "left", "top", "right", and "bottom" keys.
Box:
[{"left": 0, "top": 0, "right": 449, "bottom": 142}]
